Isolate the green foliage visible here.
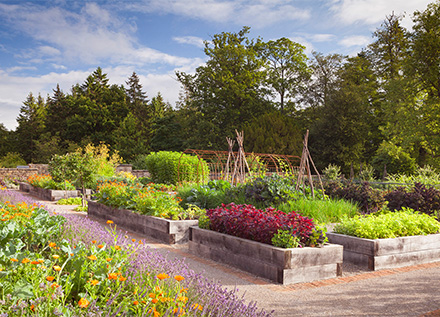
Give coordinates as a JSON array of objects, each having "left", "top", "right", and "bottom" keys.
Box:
[
  {"left": 178, "top": 180, "right": 230, "bottom": 210},
  {"left": 144, "top": 151, "right": 209, "bottom": 185},
  {"left": 323, "top": 164, "right": 341, "bottom": 181},
  {"left": 278, "top": 197, "right": 359, "bottom": 224},
  {"left": 261, "top": 37, "right": 310, "bottom": 112},
  {"left": 198, "top": 214, "right": 210, "bottom": 230},
  {"left": 358, "top": 164, "right": 376, "bottom": 182},
  {"left": 271, "top": 229, "right": 300, "bottom": 248},
  {"left": 334, "top": 208, "right": 440, "bottom": 239},
  {"left": 308, "top": 224, "right": 329, "bottom": 247},
  {"left": 0, "top": 152, "right": 26, "bottom": 168},
  {"left": 57, "top": 197, "right": 83, "bottom": 205},
  {"left": 244, "top": 112, "right": 303, "bottom": 156},
  {"left": 386, "top": 165, "right": 440, "bottom": 187},
  {"left": 372, "top": 141, "right": 417, "bottom": 176},
  {"left": 225, "top": 174, "right": 323, "bottom": 209}
]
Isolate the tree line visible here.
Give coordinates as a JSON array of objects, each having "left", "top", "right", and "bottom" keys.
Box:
[{"left": 1, "top": 1, "right": 440, "bottom": 177}]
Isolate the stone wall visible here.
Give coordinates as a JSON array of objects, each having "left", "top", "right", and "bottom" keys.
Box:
[{"left": 0, "top": 168, "right": 38, "bottom": 181}]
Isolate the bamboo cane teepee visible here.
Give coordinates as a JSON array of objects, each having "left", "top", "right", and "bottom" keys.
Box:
[{"left": 296, "top": 130, "right": 324, "bottom": 198}]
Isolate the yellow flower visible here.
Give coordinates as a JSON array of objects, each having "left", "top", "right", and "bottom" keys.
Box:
[
  {"left": 108, "top": 273, "right": 118, "bottom": 280},
  {"left": 174, "top": 275, "right": 185, "bottom": 282},
  {"left": 156, "top": 273, "right": 169, "bottom": 280},
  {"left": 21, "top": 258, "right": 30, "bottom": 264},
  {"left": 53, "top": 265, "right": 62, "bottom": 271},
  {"left": 106, "top": 220, "right": 114, "bottom": 224},
  {"left": 78, "top": 298, "right": 90, "bottom": 308},
  {"left": 115, "top": 246, "right": 121, "bottom": 251},
  {"left": 87, "top": 255, "right": 97, "bottom": 261},
  {"left": 10, "top": 258, "right": 18, "bottom": 262},
  {"left": 106, "top": 258, "right": 112, "bottom": 262},
  {"left": 52, "top": 255, "right": 60, "bottom": 259}
]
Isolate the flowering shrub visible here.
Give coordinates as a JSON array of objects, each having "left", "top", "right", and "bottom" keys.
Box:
[
  {"left": 0, "top": 188, "right": 271, "bottom": 316},
  {"left": 95, "top": 180, "right": 197, "bottom": 220},
  {"left": 206, "top": 203, "right": 315, "bottom": 246},
  {"left": 27, "top": 174, "right": 75, "bottom": 190}
]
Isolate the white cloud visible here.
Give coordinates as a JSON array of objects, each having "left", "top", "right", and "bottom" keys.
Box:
[
  {"left": 330, "top": 0, "right": 432, "bottom": 25},
  {"left": 310, "top": 33, "right": 337, "bottom": 42},
  {"left": 127, "top": 0, "right": 310, "bottom": 27},
  {"left": 338, "top": 35, "right": 370, "bottom": 47},
  {"left": 173, "top": 36, "right": 205, "bottom": 48},
  {"left": 0, "top": 3, "right": 200, "bottom": 69}
]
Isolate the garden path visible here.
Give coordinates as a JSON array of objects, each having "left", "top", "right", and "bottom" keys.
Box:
[{"left": 22, "top": 192, "right": 440, "bottom": 317}]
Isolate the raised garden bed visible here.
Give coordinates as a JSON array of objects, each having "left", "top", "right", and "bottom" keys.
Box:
[
  {"left": 20, "top": 183, "right": 79, "bottom": 201},
  {"left": 189, "top": 226, "right": 343, "bottom": 285},
  {"left": 327, "top": 232, "right": 440, "bottom": 270},
  {"left": 88, "top": 201, "right": 198, "bottom": 244}
]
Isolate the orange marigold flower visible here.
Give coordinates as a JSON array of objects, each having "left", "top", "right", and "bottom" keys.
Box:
[
  {"left": 53, "top": 265, "right": 61, "bottom": 271},
  {"left": 38, "top": 259, "right": 44, "bottom": 264},
  {"left": 115, "top": 246, "right": 121, "bottom": 251},
  {"left": 138, "top": 240, "right": 143, "bottom": 245},
  {"left": 30, "top": 304, "right": 35, "bottom": 311},
  {"left": 156, "top": 273, "right": 169, "bottom": 280},
  {"left": 149, "top": 293, "right": 156, "bottom": 298},
  {"left": 52, "top": 255, "right": 60, "bottom": 259},
  {"left": 78, "top": 298, "right": 90, "bottom": 308},
  {"left": 21, "top": 258, "right": 30, "bottom": 264},
  {"left": 46, "top": 276, "right": 55, "bottom": 282},
  {"left": 90, "top": 279, "right": 100, "bottom": 286},
  {"left": 97, "top": 244, "right": 104, "bottom": 249},
  {"left": 48, "top": 242, "right": 56, "bottom": 248},
  {"left": 31, "top": 260, "right": 40, "bottom": 265},
  {"left": 106, "top": 220, "right": 114, "bottom": 224},
  {"left": 192, "top": 303, "right": 203, "bottom": 311},
  {"left": 91, "top": 240, "right": 96, "bottom": 244},
  {"left": 133, "top": 300, "right": 139, "bottom": 305},
  {"left": 132, "top": 238, "right": 136, "bottom": 242},
  {"left": 174, "top": 275, "right": 185, "bottom": 282},
  {"left": 106, "top": 258, "right": 112, "bottom": 262},
  {"left": 10, "top": 258, "right": 18, "bottom": 262},
  {"left": 152, "top": 298, "right": 158, "bottom": 304},
  {"left": 119, "top": 276, "right": 127, "bottom": 282},
  {"left": 87, "top": 255, "right": 97, "bottom": 261},
  {"left": 51, "top": 282, "right": 60, "bottom": 289},
  {"left": 108, "top": 273, "right": 118, "bottom": 280}
]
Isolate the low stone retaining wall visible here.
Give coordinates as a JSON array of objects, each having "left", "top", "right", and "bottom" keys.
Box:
[
  {"left": 0, "top": 168, "right": 38, "bottom": 181},
  {"left": 189, "top": 227, "right": 343, "bottom": 285},
  {"left": 88, "top": 201, "right": 197, "bottom": 244},
  {"left": 327, "top": 232, "right": 440, "bottom": 270},
  {"left": 20, "top": 182, "right": 79, "bottom": 201}
]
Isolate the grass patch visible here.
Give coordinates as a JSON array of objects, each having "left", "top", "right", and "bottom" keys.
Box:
[{"left": 278, "top": 197, "right": 359, "bottom": 224}]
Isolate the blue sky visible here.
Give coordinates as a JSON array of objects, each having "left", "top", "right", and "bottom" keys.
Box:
[{"left": 0, "top": 0, "right": 434, "bottom": 130}]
